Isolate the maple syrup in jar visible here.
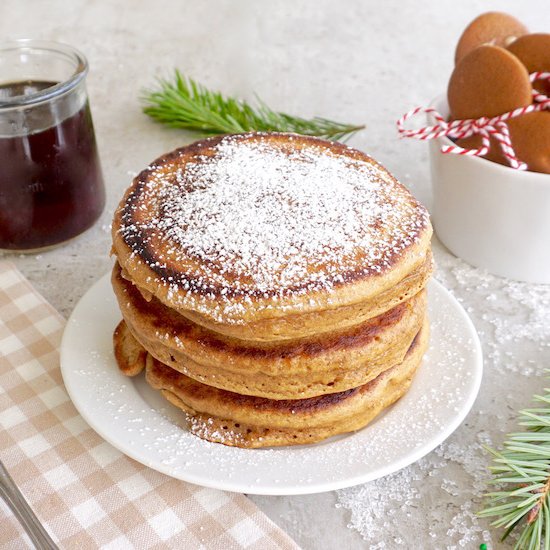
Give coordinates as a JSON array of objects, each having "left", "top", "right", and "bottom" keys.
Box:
[{"left": 0, "top": 40, "right": 105, "bottom": 251}]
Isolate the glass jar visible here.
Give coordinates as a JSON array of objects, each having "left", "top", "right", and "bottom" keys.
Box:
[{"left": 0, "top": 39, "right": 105, "bottom": 251}]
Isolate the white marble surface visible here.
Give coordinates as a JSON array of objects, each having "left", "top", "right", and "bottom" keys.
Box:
[{"left": 2, "top": 1, "right": 550, "bottom": 548}]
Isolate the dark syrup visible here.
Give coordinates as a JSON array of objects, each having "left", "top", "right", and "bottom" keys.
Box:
[{"left": 0, "top": 80, "right": 105, "bottom": 250}]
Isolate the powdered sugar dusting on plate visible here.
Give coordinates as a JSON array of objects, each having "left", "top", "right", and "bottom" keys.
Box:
[{"left": 120, "top": 135, "right": 428, "bottom": 301}]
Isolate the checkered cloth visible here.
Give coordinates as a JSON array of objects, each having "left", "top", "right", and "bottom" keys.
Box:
[{"left": 0, "top": 261, "right": 298, "bottom": 549}]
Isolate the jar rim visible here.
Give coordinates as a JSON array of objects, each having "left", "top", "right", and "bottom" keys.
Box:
[{"left": 0, "top": 39, "right": 88, "bottom": 108}]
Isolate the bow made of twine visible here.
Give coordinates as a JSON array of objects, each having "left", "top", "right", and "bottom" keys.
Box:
[{"left": 397, "top": 72, "right": 550, "bottom": 170}]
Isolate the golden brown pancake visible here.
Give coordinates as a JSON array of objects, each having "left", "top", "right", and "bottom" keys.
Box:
[
  {"left": 112, "top": 133, "right": 432, "bottom": 339},
  {"left": 113, "top": 320, "right": 147, "bottom": 376},
  {"left": 113, "top": 264, "right": 427, "bottom": 398},
  {"left": 110, "top": 132, "right": 433, "bottom": 449},
  {"left": 121, "top": 249, "right": 432, "bottom": 342},
  {"left": 144, "top": 324, "right": 429, "bottom": 448},
  {"left": 113, "top": 318, "right": 428, "bottom": 448}
]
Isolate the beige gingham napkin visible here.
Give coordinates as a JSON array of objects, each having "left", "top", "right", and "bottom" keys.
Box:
[{"left": 0, "top": 261, "right": 298, "bottom": 549}]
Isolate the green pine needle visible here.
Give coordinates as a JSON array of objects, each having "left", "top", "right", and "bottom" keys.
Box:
[
  {"left": 479, "top": 376, "right": 550, "bottom": 549},
  {"left": 141, "top": 71, "right": 364, "bottom": 142}
]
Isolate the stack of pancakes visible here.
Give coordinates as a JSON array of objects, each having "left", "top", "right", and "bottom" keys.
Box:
[{"left": 111, "top": 133, "right": 433, "bottom": 448}]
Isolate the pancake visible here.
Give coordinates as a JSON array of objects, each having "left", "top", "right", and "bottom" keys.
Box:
[
  {"left": 144, "top": 323, "right": 429, "bottom": 448},
  {"left": 113, "top": 320, "right": 147, "bottom": 376},
  {"left": 113, "top": 264, "right": 427, "bottom": 398},
  {"left": 112, "top": 133, "right": 432, "bottom": 338},
  {"left": 110, "top": 132, "right": 433, "bottom": 449},
  {"left": 121, "top": 249, "right": 432, "bottom": 342}
]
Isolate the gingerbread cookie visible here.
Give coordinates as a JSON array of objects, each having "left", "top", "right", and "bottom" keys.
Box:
[
  {"left": 507, "top": 33, "right": 550, "bottom": 96},
  {"left": 456, "top": 112, "right": 550, "bottom": 174},
  {"left": 454, "top": 134, "right": 502, "bottom": 165},
  {"left": 448, "top": 45, "right": 532, "bottom": 120},
  {"left": 455, "top": 11, "right": 528, "bottom": 64}
]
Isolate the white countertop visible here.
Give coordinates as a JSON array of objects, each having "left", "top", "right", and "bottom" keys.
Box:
[{"left": 3, "top": 1, "right": 550, "bottom": 548}]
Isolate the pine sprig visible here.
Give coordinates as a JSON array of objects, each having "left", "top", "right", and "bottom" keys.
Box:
[
  {"left": 479, "top": 381, "right": 550, "bottom": 550},
  {"left": 141, "top": 71, "right": 364, "bottom": 141}
]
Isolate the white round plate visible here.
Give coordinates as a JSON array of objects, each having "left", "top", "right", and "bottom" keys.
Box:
[{"left": 60, "top": 273, "right": 482, "bottom": 495}]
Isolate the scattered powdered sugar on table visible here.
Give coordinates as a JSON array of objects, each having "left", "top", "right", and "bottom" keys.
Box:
[
  {"left": 120, "top": 135, "right": 428, "bottom": 302},
  {"left": 336, "top": 240, "right": 550, "bottom": 548}
]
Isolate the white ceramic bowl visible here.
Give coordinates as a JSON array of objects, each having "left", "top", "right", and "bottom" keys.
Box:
[{"left": 428, "top": 94, "right": 550, "bottom": 284}]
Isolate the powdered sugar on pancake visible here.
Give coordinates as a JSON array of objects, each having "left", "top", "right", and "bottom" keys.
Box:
[{"left": 120, "top": 134, "right": 428, "bottom": 305}]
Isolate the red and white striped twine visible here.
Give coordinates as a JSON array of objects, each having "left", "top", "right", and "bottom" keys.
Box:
[{"left": 397, "top": 72, "right": 550, "bottom": 170}]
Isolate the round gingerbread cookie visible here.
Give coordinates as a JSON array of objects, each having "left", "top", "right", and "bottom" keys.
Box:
[
  {"left": 507, "top": 33, "right": 550, "bottom": 96},
  {"left": 505, "top": 112, "right": 550, "bottom": 174},
  {"left": 455, "top": 11, "right": 528, "bottom": 64},
  {"left": 456, "top": 112, "right": 550, "bottom": 174},
  {"left": 454, "top": 135, "right": 503, "bottom": 165},
  {"left": 448, "top": 45, "right": 532, "bottom": 120}
]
